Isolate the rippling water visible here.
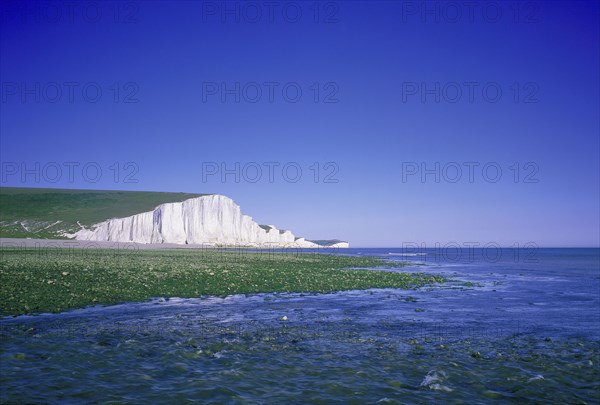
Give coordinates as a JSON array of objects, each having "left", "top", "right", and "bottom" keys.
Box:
[{"left": 1, "top": 248, "right": 599, "bottom": 403}]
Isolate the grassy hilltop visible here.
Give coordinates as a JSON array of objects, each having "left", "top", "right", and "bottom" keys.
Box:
[{"left": 0, "top": 187, "right": 206, "bottom": 239}]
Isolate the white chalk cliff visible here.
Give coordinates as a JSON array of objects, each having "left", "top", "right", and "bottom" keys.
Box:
[{"left": 72, "top": 194, "right": 349, "bottom": 248}]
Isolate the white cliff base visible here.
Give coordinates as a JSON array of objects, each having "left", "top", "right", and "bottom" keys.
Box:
[{"left": 71, "top": 195, "right": 348, "bottom": 248}]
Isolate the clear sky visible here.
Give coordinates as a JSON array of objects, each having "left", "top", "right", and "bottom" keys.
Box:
[{"left": 1, "top": 0, "right": 598, "bottom": 247}]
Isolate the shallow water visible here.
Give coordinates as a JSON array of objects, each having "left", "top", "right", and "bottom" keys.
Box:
[{"left": 1, "top": 248, "right": 599, "bottom": 403}]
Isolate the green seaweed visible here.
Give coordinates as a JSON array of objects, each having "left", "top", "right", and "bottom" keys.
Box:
[{"left": 0, "top": 248, "right": 446, "bottom": 316}]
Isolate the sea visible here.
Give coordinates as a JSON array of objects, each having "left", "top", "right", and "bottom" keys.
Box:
[{"left": 1, "top": 248, "right": 599, "bottom": 403}]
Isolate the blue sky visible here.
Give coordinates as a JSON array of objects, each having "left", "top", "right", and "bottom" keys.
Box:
[{"left": 1, "top": 0, "right": 598, "bottom": 247}]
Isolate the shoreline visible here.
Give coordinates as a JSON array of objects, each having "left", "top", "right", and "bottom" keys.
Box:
[{"left": 0, "top": 238, "right": 346, "bottom": 251}]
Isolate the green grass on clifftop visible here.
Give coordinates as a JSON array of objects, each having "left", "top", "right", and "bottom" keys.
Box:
[
  {"left": 0, "top": 248, "right": 446, "bottom": 316},
  {"left": 0, "top": 187, "right": 206, "bottom": 238}
]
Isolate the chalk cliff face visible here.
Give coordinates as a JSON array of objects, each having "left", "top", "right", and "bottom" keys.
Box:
[{"left": 73, "top": 194, "right": 348, "bottom": 248}]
